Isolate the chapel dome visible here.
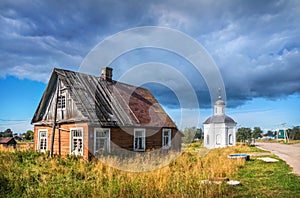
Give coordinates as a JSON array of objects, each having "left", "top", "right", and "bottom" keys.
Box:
[{"left": 215, "top": 99, "right": 225, "bottom": 105}]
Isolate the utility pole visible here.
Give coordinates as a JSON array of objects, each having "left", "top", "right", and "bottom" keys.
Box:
[
  {"left": 282, "top": 123, "right": 289, "bottom": 143},
  {"left": 50, "top": 77, "right": 60, "bottom": 157}
]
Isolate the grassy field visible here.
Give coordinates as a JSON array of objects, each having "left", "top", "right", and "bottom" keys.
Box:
[
  {"left": 231, "top": 157, "right": 300, "bottom": 197},
  {"left": 0, "top": 143, "right": 299, "bottom": 197}
]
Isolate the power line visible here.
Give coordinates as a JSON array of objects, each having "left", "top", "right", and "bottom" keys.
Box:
[{"left": 0, "top": 118, "right": 30, "bottom": 122}]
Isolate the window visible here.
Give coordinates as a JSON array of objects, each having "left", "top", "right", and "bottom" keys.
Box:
[
  {"left": 229, "top": 134, "right": 233, "bottom": 145},
  {"left": 94, "top": 128, "right": 110, "bottom": 154},
  {"left": 38, "top": 130, "right": 48, "bottom": 153},
  {"left": 57, "top": 96, "right": 66, "bottom": 109},
  {"left": 216, "top": 134, "right": 221, "bottom": 145},
  {"left": 206, "top": 135, "right": 209, "bottom": 145},
  {"left": 134, "top": 129, "right": 145, "bottom": 151},
  {"left": 70, "top": 128, "right": 83, "bottom": 156},
  {"left": 162, "top": 128, "right": 171, "bottom": 149}
]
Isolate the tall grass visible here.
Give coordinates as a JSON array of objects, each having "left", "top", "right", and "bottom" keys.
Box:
[{"left": 0, "top": 145, "right": 250, "bottom": 197}]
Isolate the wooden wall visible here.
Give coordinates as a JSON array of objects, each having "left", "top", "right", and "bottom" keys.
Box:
[
  {"left": 90, "top": 127, "right": 181, "bottom": 153},
  {"left": 34, "top": 123, "right": 181, "bottom": 159},
  {"left": 34, "top": 123, "right": 89, "bottom": 159}
]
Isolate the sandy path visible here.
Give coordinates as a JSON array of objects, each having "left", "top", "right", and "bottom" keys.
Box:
[{"left": 255, "top": 142, "right": 300, "bottom": 176}]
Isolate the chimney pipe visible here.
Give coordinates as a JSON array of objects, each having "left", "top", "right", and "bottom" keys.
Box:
[{"left": 101, "top": 67, "right": 113, "bottom": 81}]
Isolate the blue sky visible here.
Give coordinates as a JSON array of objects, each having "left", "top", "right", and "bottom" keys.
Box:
[{"left": 0, "top": 0, "right": 300, "bottom": 133}]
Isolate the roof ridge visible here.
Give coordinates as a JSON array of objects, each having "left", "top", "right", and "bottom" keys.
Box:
[{"left": 53, "top": 67, "right": 150, "bottom": 91}]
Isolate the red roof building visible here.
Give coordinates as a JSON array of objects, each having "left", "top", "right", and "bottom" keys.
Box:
[{"left": 0, "top": 137, "right": 17, "bottom": 148}]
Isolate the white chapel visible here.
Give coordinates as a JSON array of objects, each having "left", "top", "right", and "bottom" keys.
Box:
[{"left": 203, "top": 93, "right": 236, "bottom": 149}]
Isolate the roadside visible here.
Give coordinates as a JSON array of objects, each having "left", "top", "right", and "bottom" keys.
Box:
[{"left": 255, "top": 142, "right": 300, "bottom": 176}]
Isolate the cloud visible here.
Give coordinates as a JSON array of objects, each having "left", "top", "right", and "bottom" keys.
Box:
[
  {"left": 0, "top": 0, "right": 156, "bottom": 81},
  {"left": 0, "top": 0, "right": 299, "bottom": 108}
]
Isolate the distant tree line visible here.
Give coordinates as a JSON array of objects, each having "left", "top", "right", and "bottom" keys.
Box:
[
  {"left": 286, "top": 126, "right": 300, "bottom": 140},
  {"left": 236, "top": 126, "right": 300, "bottom": 142},
  {"left": 181, "top": 126, "right": 300, "bottom": 143},
  {"left": 0, "top": 128, "right": 34, "bottom": 141},
  {"left": 0, "top": 128, "right": 13, "bottom": 138},
  {"left": 236, "top": 127, "right": 262, "bottom": 142}
]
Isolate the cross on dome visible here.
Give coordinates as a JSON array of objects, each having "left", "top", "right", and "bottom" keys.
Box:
[{"left": 218, "top": 88, "right": 222, "bottom": 100}]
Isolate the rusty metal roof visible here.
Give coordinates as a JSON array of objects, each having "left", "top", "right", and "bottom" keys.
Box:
[
  {"left": 32, "top": 68, "right": 177, "bottom": 128},
  {"left": 0, "top": 137, "right": 16, "bottom": 144}
]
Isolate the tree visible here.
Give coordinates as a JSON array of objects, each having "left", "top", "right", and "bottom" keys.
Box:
[
  {"left": 194, "top": 128, "right": 203, "bottom": 140},
  {"left": 236, "top": 127, "right": 252, "bottom": 142},
  {"left": 24, "top": 130, "right": 34, "bottom": 140},
  {"left": 252, "top": 127, "right": 263, "bottom": 139},
  {"left": 182, "top": 127, "right": 197, "bottom": 144},
  {"left": 0, "top": 128, "right": 13, "bottom": 137},
  {"left": 288, "top": 126, "right": 300, "bottom": 140}
]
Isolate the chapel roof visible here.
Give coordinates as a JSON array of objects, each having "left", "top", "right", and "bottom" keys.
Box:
[
  {"left": 203, "top": 115, "right": 236, "bottom": 124},
  {"left": 215, "top": 99, "right": 225, "bottom": 105}
]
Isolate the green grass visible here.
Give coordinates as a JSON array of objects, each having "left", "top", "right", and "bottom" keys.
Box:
[{"left": 230, "top": 156, "right": 300, "bottom": 197}]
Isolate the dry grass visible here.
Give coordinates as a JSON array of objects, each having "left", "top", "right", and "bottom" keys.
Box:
[{"left": 0, "top": 144, "right": 254, "bottom": 197}]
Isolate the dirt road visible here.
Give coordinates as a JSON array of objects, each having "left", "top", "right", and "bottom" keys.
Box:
[{"left": 255, "top": 142, "right": 300, "bottom": 176}]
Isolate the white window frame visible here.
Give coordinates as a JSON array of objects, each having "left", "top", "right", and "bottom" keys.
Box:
[
  {"left": 134, "top": 128, "right": 146, "bottom": 151},
  {"left": 94, "top": 128, "right": 110, "bottom": 154},
  {"left": 162, "top": 128, "right": 172, "bottom": 149},
  {"left": 70, "top": 127, "right": 84, "bottom": 156},
  {"left": 37, "top": 129, "right": 48, "bottom": 153}
]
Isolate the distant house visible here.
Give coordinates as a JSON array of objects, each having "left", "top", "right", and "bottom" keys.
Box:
[
  {"left": 31, "top": 67, "right": 181, "bottom": 159},
  {"left": 0, "top": 137, "right": 17, "bottom": 148},
  {"left": 13, "top": 135, "right": 24, "bottom": 141}
]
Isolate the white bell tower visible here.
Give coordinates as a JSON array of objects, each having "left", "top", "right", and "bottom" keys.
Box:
[
  {"left": 203, "top": 89, "right": 236, "bottom": 149},
  {"left": 214, "top": 94, "right": 225, "bottom": 116}
]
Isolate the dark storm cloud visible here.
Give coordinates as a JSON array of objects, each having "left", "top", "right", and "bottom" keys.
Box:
[
  {"left": 0, "top": 0, "right": 299, "bottom": 108},
  {"left": 0, "top": 0, "right": 157, "bottom": 80}
]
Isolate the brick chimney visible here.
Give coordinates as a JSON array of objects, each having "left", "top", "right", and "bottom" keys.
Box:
[{"left": 101, "top": 67, "right": 113, "bottom": 81}]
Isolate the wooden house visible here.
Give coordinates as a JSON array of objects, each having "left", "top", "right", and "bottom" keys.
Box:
[
  {"left": 0, "top": 137, "right": 17, "bottom": 148},
  {"left": 31, "top": 67, "right": 181, "bottom": 159}
]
